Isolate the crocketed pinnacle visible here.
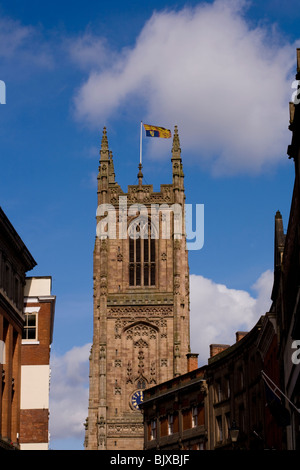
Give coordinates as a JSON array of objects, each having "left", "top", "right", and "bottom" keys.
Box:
[
  {"left": 100, "top": 127, "right": 109, "bottom": 161},
  {"left": 172, "top": 125, "right": 181, "bottom": 156},
  {"left": 108, "top": 150, "right": 115, "bottom": 183},
  {"left": 101, "top": 127, "right": 108, "bottom": 151}
]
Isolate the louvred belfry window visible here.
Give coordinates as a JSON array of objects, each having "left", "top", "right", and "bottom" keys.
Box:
[{"left": 129, "top": 218, "right": 156, "bottom": 287}]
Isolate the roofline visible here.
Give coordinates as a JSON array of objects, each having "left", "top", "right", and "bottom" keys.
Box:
[
  {"left": 0, "top": 207, "right": 37, "bottom": 271},
  {"left": 208, "top": 316, "right": 264, "bottom": 366}
]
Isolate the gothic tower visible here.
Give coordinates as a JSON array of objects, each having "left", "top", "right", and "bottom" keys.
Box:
[{"left": 85, "top": 126, "right": 191, "bottom": 450}]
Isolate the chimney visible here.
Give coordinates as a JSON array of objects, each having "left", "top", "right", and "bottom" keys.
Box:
[
  {"left": 236, "top": 331, "right": 247, "bottom": 342},
  {"left": 187, "top": 353, "right": 199, "bottom": 372},
  {"left": 209, "top": 344, "right": 230, "bottom": 358}
]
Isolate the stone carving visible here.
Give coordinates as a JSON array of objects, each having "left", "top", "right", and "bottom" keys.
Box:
[
  {"left": 126, "top": 323, "right": 157, "bottom": 340},
  {"left": 100, "top": 276, "right": 107, "bottom": 296},
  {"left": 99, "top": 346, "right": 106, "bottom": 359},
  {"left": 107, "top": 423, "right": 144, "bottom": 436},
  {"left": 134, "top": 338, "right": 148, "bottom": 349},
  {"left": 115, "top": 380, "right": 121, "bottom": 395},
  {"left": 100, "top": 239, "right": 108, "bottom": 251},
  {"left": 174, "top": 279, "right": 181, "bottom": 295},
  {"left": 115, "top": 321, "right": 121, "bottom": 339},
  {"left": 150, "top": 361, "right": 156, "bottom": 384},
  {"left": 108, "top": 305, "right": 173, "bottom": 317},
  {"left": 126, "top": 362, "right": 133, "bottom": 384},
  {"left": 137, "top": 350, "right": 144, "bottom": 375}
]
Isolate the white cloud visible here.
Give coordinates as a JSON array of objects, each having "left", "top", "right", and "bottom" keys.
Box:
[
  {"left": 190, "top": 269, "right": 273, "bottom": 364},
  {"left": 251, "top": 268, "right": 274, "bottom": 314},
  {"left": 0, "top": 15, "right": 53, "bottom": 69},
  {"left": 66, "top": 32, "right": 110, "bottom": 70},
  {"left": 0, "top": 17, "right": 32, "bottom": 58},
  {"left": 49, "top": 343, "right": 91, "bottom": 442},
  {"left": 73, "top": 0, "right": 296, "bottom": 175}
]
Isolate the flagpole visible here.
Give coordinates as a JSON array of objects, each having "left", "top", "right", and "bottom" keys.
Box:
[
  {"left": 261, "top": 370, "right": 300, "bottom": 413},
  {"left": 140, "top": 121, "right": 143, "bottom": 165}
]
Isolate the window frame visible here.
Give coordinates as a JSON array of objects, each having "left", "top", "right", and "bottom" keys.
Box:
[
  {"left": 150, "top": 419, "right": 157, "bottom": 440},
  {"left": 168, "top": 413, "right": 174, "bottom": 435},
  {"left": 129, "top": 218, "right": 157, "bottom": 288},
  {"left": 22, "top": 309, "right": 39, "bottom": 342},
  {"left": 216, "top": 415, "right": 223, "bottom": 443},
  {"left": 192, "top": 406, "right": 198, "bottom": 428}
]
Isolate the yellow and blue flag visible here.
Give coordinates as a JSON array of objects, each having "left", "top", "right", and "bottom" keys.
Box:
[{"left": 143, "top": 124, "right": 171, "bottom": 139}]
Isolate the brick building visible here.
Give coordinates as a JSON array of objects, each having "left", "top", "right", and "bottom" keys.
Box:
[
  {"left": 141, "top": 319, "right": 285, "bottom": 451},
  {"left": 141, "top": 357, "right": 208, "bottom": 450},
  {"left": 85, "top": 126, "right": 192, "bottom": 450},
  {"left": 0, "top": 207, "right": 36, "bottom": 450},
  {"left": 207, "top": 324, "right": 271, "bottom": 450},
  {"left": 271, "top": 48, "right": 300, "bottom": 450},
  {"left": 19, "top": 276, "right": 55, "bottom": 450}
]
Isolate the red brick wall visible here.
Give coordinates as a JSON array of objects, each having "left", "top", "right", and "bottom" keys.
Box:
[
  {"left": 0, "top": 308, "right": 22, "bottom": 446},
  {"left": 210, "top": 344, "right": 230, "bottom": 358},
  {"left": 19, "top": 409, "right": 48, "bottom": 443},
  {"left": 21, "top": 302, "right": 51, "bottom": 365}
]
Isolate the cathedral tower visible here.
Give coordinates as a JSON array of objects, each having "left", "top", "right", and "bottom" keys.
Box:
[{"left": 85, "top": 126, "right": 191, "bottom": 450}]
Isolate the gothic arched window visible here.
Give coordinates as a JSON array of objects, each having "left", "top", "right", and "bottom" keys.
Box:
[
  {"left": 129, "top": 218, "right": 156, "bottom": 287},
  {"left": 137, "top": 377, "right": 147, "bottom": 390}
]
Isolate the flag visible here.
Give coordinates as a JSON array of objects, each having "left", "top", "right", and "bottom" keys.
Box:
[
  {"left": 263, "top": 376, "right": 291, "bottom": 427},
  {"left": 143, "top": 124, "right": 171, "bottom": 138}
]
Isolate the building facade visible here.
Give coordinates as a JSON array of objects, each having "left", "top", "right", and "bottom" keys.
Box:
[
  {"left": 141, "top": 320, "right": 285, "bottom": 451},
  {"left": 141, "top": 358, "right": 208, "bottom": 451},
  {"left": 207, "top": 325, "right": 274, "bottom": 450},
  {"left": 0, "top": 207, "right": 36, "bottom": 450},
  {"left": 19, "top": 276, "right": 56, "bottom": 450},
  {"left": 85, "top": 126, "right": 191, "bottom": 450},
  {"left": 271, "top": 48, "right": 300, "bottom": 450}
]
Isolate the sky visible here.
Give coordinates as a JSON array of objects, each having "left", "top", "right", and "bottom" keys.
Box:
[{"left": 0, "top": 0, "right": 299, "bottom": 450}]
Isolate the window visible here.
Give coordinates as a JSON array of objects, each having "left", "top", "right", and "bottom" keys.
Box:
[
  {"left": 192, "top": 406, "right": 198, "bottom": 427},
  {"left": 168, "top": 414, "right": 174, "bottom": 435},
  {"left": 129, "top": 219, "right": 156, "bottom": 287},
  {"left": 23, "top": 312, "right": 37, "bottom": 340},
  {"left": 216, "top": 416, "right": 223, "bottom": 442},
  {"left": 238, "top": 367, "right": 244, "bottom": 389},
  {"left": 150, "top": 419, "right": 157, "bottom": 440},
  {"left": 13, "top": 276, "right": 21, "bottom": 309},
  {"left": 215, "top": 380, "right": 222, "bottom": 402},
  {"left": 225, "top": 376, "right": 230, "bottom": 398},
  {"left": 137, "top": 378, "right": 146, "bottom": 389},
  {"left": 0, "top": 339, "right": 4, "bottom": 366},
  {"left": 225, "top": 412, "right": 231, "bottom": 439},
  {"left": 4, "top": 264, "right": 10, "bottom": 296}
]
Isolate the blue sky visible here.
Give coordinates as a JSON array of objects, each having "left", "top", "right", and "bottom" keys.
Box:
[{"left": 0, "top": 0, "right": 299, "bottom": 450}]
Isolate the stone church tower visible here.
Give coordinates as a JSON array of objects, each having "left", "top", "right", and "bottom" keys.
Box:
[{"left": 85, "top": 126, "right": 191, "bottom": 450}]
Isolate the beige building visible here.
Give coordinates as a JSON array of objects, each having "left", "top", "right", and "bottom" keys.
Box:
[
  {"left": 20, "top": 276, "right": 55, "bottom": 450},
  {"left": 85, "top": 126, "right": 192, "bottom": 450}
]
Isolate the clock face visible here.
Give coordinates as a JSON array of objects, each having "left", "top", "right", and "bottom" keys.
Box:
[{"left": 130, "top": 390, "right": 144, "bottom": 410}]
